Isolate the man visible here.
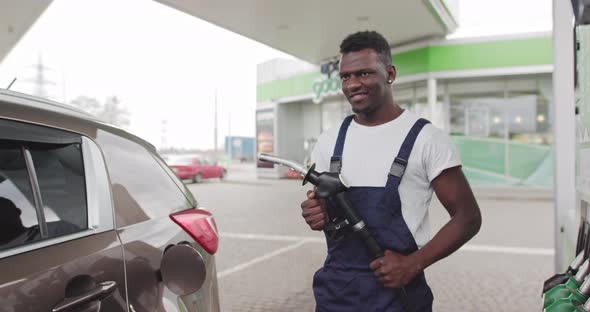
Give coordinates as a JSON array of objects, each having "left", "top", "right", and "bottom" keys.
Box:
[{"left": 300, "top": 31, "right": 481, "bottom": 311}]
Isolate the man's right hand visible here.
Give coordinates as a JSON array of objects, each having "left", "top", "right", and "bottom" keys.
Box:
[{"left": 300, "top": 190, "right": 329, "bottom": 231}]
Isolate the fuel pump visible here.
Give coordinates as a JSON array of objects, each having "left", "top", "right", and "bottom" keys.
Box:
[
  {"left": 544, "top": 221, "right": 589, "bottom": 293},
  {"left": 545, "top": 276, "right": 590, "bottom": 311},
  {"left": 544, "top": 259, "right": 590, "bottom": 308},
  {"left": 546, "top": 252, "right": 586, "bottom": 288},
  {"left": 548, "top": 0, "right": 590, "bottom": 309},
  {"left": 543, "top": 214, "right": 590, "bottom": 308}
]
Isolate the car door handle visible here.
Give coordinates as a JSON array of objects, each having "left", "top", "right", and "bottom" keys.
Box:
[{"left": 52, "top": 281, "right": 117, "bottom": 312}]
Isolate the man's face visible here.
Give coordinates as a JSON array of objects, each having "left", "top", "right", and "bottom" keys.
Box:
[{"left": 339, "top": 49, "right": 394, "bottom": 115}]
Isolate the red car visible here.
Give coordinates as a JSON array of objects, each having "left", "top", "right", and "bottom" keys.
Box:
[{"left": 168, "top": 155, "right": 226, "bottom": 183}]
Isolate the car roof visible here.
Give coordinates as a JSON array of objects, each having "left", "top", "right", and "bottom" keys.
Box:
[
  {"left": 0, "top": 89, "right": 98, "bottom": 120},
  {"left": 0, "top": 88, "right": 157, "bottom": 153}
]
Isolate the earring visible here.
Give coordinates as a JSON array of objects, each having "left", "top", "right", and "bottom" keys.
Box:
[{"left": 388, "top": 80, "right": 393, "bottom": 84}]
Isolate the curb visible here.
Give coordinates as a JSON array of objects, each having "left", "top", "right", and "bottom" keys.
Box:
[{"left": 472, "top": 186, "right": 553, "bottom": 201}]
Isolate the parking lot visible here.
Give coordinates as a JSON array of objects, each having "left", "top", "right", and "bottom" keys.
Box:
[{"left": 189, "top": 163, "right": 554, "bottom": 311}]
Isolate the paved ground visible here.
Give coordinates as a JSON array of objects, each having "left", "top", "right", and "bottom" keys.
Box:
[{"left": 188, "top": 163, "right": 554, "bottom": 311}]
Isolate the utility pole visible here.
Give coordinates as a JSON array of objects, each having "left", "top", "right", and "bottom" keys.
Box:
[
  {"left": 214, "top": 89, "right": 218, "bottom": 154},
  {"left": 161, "top": 119, "right": 168, "bottom": 150},
  {"left": 228, "top": 112, "right": 232, "bottom": 161},
  {"left": 61, "top": 65, "right": 67, "bottom": 103},
  {"left": 27, "top": 54, "right": 56, "bottom": 99}
]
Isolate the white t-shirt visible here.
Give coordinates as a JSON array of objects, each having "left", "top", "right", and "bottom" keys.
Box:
[{"left": 310, "top": 110, "right": 461, "bottom": 247}]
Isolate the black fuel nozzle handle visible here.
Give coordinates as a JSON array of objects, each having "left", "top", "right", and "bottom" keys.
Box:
[
  {"left": 304, "top": 165, "right": 383, "bottom": 258},
  {"left": 332, "top": 190, "right": 411, "bottom": 311},
  {"left": 303, "top": 164, "right": 348, "bottom": 197},
  {"left": 331, "top": 192, "right": 384, "bottom": 259}
]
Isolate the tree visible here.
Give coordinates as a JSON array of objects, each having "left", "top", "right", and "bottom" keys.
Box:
[
  {"left": 69, "top": 95, "right": 130, "bottom": 129},
  {"left": 101, "top": 96, "right": 130, "bottom": 128},
  {"left": 69, "top": 96, "right": 101, "bottom": 115}
]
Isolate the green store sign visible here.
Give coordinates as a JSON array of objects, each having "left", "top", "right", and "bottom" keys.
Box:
[{"left": 312, "top": 75, "right": 341, "bottom": 104}]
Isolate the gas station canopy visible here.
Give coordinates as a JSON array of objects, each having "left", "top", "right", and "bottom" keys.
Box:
[
  {"left": 155, "top": 0, "right": 458, "bottom": 63},
  {"left": 0, "top": 0, "right": 52, "bottom": 64},
  {"left": 0, "top": 1, "right": 458, "bottom": 65}
]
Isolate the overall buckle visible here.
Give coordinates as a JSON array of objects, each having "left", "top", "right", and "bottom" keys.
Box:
[
  {"left": 389, "top": 157, "right": 407, "bottom": 178},
  {"left": 329, "top": 156, "right": 342, "bottom": 172}
]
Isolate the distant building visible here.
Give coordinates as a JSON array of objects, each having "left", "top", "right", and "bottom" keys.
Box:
[{"left": 225, "top": 136, "right": 255, "bottom": 161}]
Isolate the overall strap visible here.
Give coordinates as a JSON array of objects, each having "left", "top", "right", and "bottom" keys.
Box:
[
  {"left": 330, "top": 115, "right": 355, "bottom": 172},
  {"left": 389, "top": 118, "right": 430, "bottom": 179}
]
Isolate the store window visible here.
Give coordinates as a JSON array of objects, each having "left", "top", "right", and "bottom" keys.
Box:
[
  {"left": 256, "top": 109, "right": 275, "bottom": 168},
  {"left": 507, "top": 77, "right": 552, "bottom": 144},
  {"left": 449, "top": 78, "right": 506, "bottom": 137},
  {"left": 448, "top": 75, "right": 553, "bottom": 144},
  {"left": 321, "top": 96, "right": 351, "bottom": 132},
  {"left": 446, "top": 74, "right": 554, "bottom": 185},
  {"left": 394, "top": 82, "right": 430, "bottom": 119}
]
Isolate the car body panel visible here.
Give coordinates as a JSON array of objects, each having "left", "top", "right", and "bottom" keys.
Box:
[
  {"left": 0, "top": 231, "right": 127, "bottom": 312},
  {"left": 117, "top": 218, "right": 219, "bottom": 312}
]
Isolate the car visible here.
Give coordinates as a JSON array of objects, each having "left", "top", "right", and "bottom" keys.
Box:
[
  {"left": 167, "top": 155, "right": 226, "bottom": 183},
  {"left": 0, "top": 89, "right": 220, "bottom": 312}
]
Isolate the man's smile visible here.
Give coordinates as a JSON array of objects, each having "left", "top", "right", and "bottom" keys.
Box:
[{"left": 349, "top": 91, "right": 368, "bottom": 102}]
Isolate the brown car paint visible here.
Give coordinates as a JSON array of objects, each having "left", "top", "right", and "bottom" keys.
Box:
[{"left": 0, "top": 232, "right": 127, "bottom": 311}]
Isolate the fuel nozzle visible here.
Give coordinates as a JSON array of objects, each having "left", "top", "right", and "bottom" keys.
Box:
[
  {"left": 545, "top": 274, "right": 590, "bottom": 311},
  {"left": 544, "top": 259, "right": 590, "bottom": 308},
  {"left": 303, "top": 164, "right": 349, "bottom": 198},
  {"left": 582, "top": 294, "right": 590, "bottom": 311},
  {"left": 258, "top": 154, "right": 349, "bottom": 198},
  {"left": 544, "top": 221, "right": 590, "bottom": 294}
]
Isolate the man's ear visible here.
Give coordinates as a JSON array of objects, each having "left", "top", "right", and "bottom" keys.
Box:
[{"left": 388, "top": 65, "right": 397, "bottom": 84}]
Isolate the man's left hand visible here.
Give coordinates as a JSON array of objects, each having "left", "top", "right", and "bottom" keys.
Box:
[{"left": 369, "top": 250, "right": 422, "bottom": 288}]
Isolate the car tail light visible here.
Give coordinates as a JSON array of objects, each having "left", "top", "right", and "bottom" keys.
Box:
[{"left": 170, "top": 208, "right": 219, "bottom": 254}]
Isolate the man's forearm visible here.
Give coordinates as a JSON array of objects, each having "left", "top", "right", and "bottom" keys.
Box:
[{"left": 410, "top": 209, "right": 481, "bottom": 272}]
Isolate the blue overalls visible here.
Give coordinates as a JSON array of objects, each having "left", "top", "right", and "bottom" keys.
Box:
[{"left": 313, "top": 115, "right": 434, "bottom": 312}]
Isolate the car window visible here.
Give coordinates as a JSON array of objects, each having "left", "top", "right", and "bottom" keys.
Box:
[
  {"left": 0, "top": 125, "right": 86, "bottom": 251},
  {"left": 152, "top": 154, "right": 198, "bottom": 208},
  {"left": 30, "top": 143, "right": 87, "bottom": 231},
  {"left": 0, "top": 146, "right": 40, "bottom": 250},
  {"left": 97, "top": 131, "right": 193, "bottom": 228}
]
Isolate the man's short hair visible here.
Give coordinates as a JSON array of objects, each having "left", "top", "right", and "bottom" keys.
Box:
[{"left": 339, "top": 30, "right": 392, "bottom": 66}]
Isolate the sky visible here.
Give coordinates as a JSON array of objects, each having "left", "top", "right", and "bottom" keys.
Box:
[
  {"left": 0, "top": 0, "right": 293, "bottom": 150},
  {"left": 0, "top": 0, "right": 552, "bottom": 150},
  {"left": 448, "top": 0, "right": 552, "bottom": 38}
]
